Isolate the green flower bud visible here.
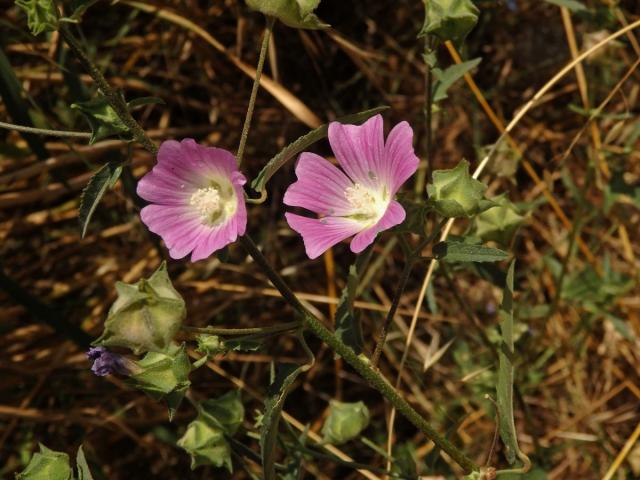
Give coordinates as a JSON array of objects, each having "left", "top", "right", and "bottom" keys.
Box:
[
  {"left": 474, "top": 194, "right": 524, "bottom": 246},
  {"left": 419, "top": 0, "right": 479, "bottom": 43},
  {"left": 178, "top": 390, "right": 244, "bottom": 471},
  {"left": 95, "top": 262, "right": 185, "bottom": 354},
  {"left": 195, "top": 334, "right": 225, "bottom": 356},
  {"left": 15, "top": 0, "right": 58, "bottom": 36},
  {"left": 245, "top": 0, "right": 329, "bottom": 30},
  {"left": 129, "top": 343, "right": 191, "bottom": 420},
  {"left": 427, "top": 160, "right": 492, "bottom": 218},
  {"left": 321, "top": 400, "right": 370, "bottom": 445},
  {"left": 16, "top": 444, "right": 72, "bottom": 480}
]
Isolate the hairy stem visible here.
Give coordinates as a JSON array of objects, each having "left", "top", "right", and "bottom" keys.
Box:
[
  {"left": 236, "top": 16, "right": 275, "bottom": 166},
  {"left": 240, "top": 235, "right": 478, "bottom": 474},
  {"left": 59, "top": 25, "right": 158, "bottom": 155},
  {"left": 0, "top": 120, "right": 91, "bottom": 138},
  {"left": 182, "top": 321, "right": 301, "bottom": 337}
]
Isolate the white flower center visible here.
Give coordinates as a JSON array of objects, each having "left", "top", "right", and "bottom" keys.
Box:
[
  {"left": 190, "top": 187, "right": 222, "bottom": 222},
  {"left": 344, "top": 183, "right": 387, "bottom": 224}
]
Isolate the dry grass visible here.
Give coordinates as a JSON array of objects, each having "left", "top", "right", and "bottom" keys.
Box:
[{"left": 1, "top": 0, "right": 639, "bottom": 478}]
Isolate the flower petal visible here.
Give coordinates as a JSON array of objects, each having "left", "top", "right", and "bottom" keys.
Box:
[
  {"left": 284, "top": 152, "right": 355, "bottom": 216},
  {"left": 285, "top": 213, "right": 363, "bottom": 259},
  {"left": 328, "top": 114, "right": 384, "bottom": 188},
  {"left": 136, "top": 170, "right": 194, "bottom": 205},
  {"left": 382, "top": 121, "right": 419, "bottom": 194},
  {"left": 350, "top": 200, "right": 405, "bottom": 253}
]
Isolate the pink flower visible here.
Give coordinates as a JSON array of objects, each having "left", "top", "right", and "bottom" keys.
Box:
[
  {"left": 284, "top": 115, "right": 419, "bottom": 259},
  {"left": 137, "top": 139, "right": 247, "bottom": 261}
]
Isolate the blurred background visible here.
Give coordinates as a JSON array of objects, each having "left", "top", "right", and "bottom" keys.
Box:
[{"left": 1, "top": 0, "right": 639, "bottom": 478}]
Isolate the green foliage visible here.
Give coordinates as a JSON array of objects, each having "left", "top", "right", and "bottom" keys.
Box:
[
  {"left": 426, "top": 160, "right": 492, "bottom": 218},
  {"left": 420, "top": 0, "right": 479, "bottom": 43},
  {"left": 432, "top": 58, "right": 482, "bottom": 102},
  {"left": 261, "top": 363, "right": 304, "bottom": 480},
  {"left": 15, "top": 0, "right": 58, "bottom": 35},
  {"left": 394, "top": 197, "right": 433, "bottom": 235},
  {"left": 95, "top": 262, "right": 186, "bottom": 354},
  {"left": 391, "top": 442, "right": 418, "bottom": 479},
  {"left": 334, "top": 257, "right": 368, "bottom": 355},
  {"left": 561, "top": 257, "right": 633, "bottom": 309},
  {"left": 321, "top": 400, "right": 370, "bottom": 445},
  {"left": 251, "top": 106, "right": 388, "bottom": 193},
  {"left": 16, "top": 444, "right": 72, "bottom": 480},
  {"left": 474, "top": 194, "right": 525, "bottom": 246},
  {"left": 79, "top": 162, "right": 122, "bottom": 238},
  {"left": 72, "top": 96, "right": 130, "bottom": 144},
  {"left": 245, "top": 0, "right": 329, "bottom": 29},
  {"left": 177, "top": 391, "right": 244, "bottom": 471},
  {"left": 195, "top": 334, "right": 226, "bottom": 356},
  {"left": 433, "top": 241, "right": 509, "bottom": 263},
  {"left": 496, "top": 262, "right": 527, "bottom": 466},
  {"left": 129, "top": 343, "right": 191, "bottom": 420}
]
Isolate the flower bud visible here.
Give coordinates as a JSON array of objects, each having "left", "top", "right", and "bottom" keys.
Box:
[
  {"left": 178, "top": 391, "right": 244, "bottom": 471},
  {"left": 129, "top": 343, "right": 192, "bottom": 420},
  {"left": 427, "top": 160, "right": 491, "bottom": 218},
  {"left": 246, "top": 0, "right": 329, "bottom": 30},
  {"left": 95, "top": 262, "right": 185, "bottom": 354},
  {"left": 321, "top": 400, "right": 370, "bottom": 445},
  {"left": 420, "top": 0, "right": 479, "bottom": 43},
  {"left": 16, "top": 444, "right": 72, "bottom": 480},
  {"left": 474, "top": 194, "right": 524, "bottom": 246}
]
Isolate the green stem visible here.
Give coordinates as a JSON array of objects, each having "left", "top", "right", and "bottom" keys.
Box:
[
  {"left": 370, "top": 257, "right": 414, "bottom": 367},
  {"left": 236, "top": 16, "right": 275, "bottom": 167},
  {"left": 0, "top": 120, "right": 92, "bottom": 138},
  {"left": 59, "top": 25, "right": 158, "bottom": 155},
  {"left": 182, "top": 321, "right": 300, "bottom": 337},
  {"left": 239, "top": 235, "right": 478, "bottom": 474}
]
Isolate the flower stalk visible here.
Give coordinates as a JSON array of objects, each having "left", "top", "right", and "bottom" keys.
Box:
[
  {"left": 239, "top": 234, "right": 478, "bottom": 474},
  {"left": 59, "top": 25, "right": 159, "bottom": 155}
]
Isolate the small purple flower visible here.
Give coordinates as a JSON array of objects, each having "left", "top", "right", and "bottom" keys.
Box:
[
  {"left": 136, "top": 139, "right": 247, "bottom": 261},
  {"left": 87, "top": 347, "right": 129, "bottom": 376},
  {"left": 284, "top": 115, "right": 419, "bottom": 259}
]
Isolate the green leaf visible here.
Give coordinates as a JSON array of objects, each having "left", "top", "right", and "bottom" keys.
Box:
[
  {"left": 391, "top": 442, "right": 418, "bottom": 480},
  {"left": 261, "top": 364, "right": 303, "bottom": 480},
  {"left": 433, "top": 241, "right": 508, "bottom": 263},
  {"left": 127, "top": 96, "right": 165, "bottom": 109},
  {"left": 251, "top": 106, "right": 388, "bottom": 193},
  {"left": 426, "top": 160, "right": 491, "bottom": 218},
  {"left": 496, "top": 261, "right": 522, "bottom": 466},
  {"left": 16, "top": 444, "right": 73, "bottom": 480},
  {"left": 335, "top": 254, "right": 370, "bottom": 355},
  {"left": 15, "top": 0, "right": 58, "bottom": 35},
  {"left": 63, "top": 0, "right": 100, "bottom": 21},
  {"left": 543, "top": 0, "right": 586, "bottom": 12},
  {"left": 321, "top": 400, "right": 370, "bottom": 445},
  {"left": 75, "top": 446, "right": 94, "bottom": 480},
  {"left": 432, "top": 58, "right": 482, "bottom": 102},
  {"left": 79, "top": 161, "right": 122, "bottom": 238},
  {"left": 245, "top": 0, "right": 329, "bottom": 29},
  {"left": 72, "top": 95, "right": 130, "bottom": 144},
  {"left": 419, "top": 0, "right": 479, "bottom": 43}
]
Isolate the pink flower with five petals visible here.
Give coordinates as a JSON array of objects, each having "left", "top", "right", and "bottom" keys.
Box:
[
  {"left": 284, "top": 115, "right": 419, "bottom": 259},
  {"left": 137, "top": 139, "right": 247, "bottom": 261}
]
